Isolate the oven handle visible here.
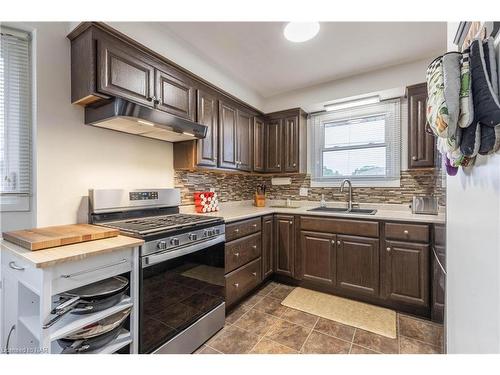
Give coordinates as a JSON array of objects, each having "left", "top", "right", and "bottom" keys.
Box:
[{"left": 142, "top": 235, "right": 225, "bottom": 268}]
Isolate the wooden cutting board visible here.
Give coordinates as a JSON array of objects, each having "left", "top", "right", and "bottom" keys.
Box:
[{"left": 2, "top": 224, "right": 119, "bottom": 251}]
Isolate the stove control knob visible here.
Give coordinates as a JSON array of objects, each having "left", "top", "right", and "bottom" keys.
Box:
[
  {"left": 170, "top": 238, "right": 180, "bottom": 246},
  {"left": 157, "top": 241, "right": 167, "bottom": 250},
  {"left": 188, "top": 233, "right": 198, "bottom": 241},
  {"left": 205, "top": 229, "right": 214, "bottom": 237},
  {"left": 214, "top": 228, "right": 220, "bottom": 235}
]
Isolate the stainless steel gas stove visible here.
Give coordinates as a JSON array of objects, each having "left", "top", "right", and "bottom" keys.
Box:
[{"left": 89, "top": 188, "right": 226, "bottom": 354}]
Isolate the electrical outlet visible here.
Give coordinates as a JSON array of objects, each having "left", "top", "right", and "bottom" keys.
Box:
[{"left": 299, "top": 187, "right": 308, "bottom": 197}]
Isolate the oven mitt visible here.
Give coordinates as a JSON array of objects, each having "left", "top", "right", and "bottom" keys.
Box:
[
  {"left": 483, "top": 38, "right": 499, "bottom": 96},
  {"left": 478, "top": 124, "right": 500, "bottom": 155},
  {"left": 426, "top": 56, "right": 450, "bottom": 137},
  {"left": 460, "top": 121, "right": 481, "bottom": 157},
  {"left": 458, "top": 48, "right": 474, "bottom": 128},
  {"left": 470, "top": 38, "right": 500, "bottom": 127},
  {"left": 442, "top": 52, "right": 461, "bottom": 138}
]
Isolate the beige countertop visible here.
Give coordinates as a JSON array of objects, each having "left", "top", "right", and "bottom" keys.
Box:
[
  {"left": 0, "top": 235, "right": 144, "bottom": 268},
  {"left": 181, "top": 200, "right": 446, "bottom": 224}
]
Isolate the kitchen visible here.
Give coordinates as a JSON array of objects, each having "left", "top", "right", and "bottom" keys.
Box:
[{"left": 0, "top": 2, "right": 499, "bottom": 370}]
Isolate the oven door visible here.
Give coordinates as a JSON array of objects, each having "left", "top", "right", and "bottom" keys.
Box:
[{"left": 139, "top": 237, "right": 225, "bottom": 354}]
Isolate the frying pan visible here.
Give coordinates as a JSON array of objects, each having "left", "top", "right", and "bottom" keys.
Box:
[
  {"left": 64, "top": 307, "right": 131, "bottom": 340},
  {"left": 43, "top": 276, "right": 129, "bottom": 329},
  {"left": 58, "top": 321, "right": 126, "bottom": 354}
]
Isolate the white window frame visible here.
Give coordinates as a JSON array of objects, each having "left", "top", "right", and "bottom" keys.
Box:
[
  {"left": 0, "top": 26, "right": 33, "bottom": 212},
  {"left": 309, "top": 99, "right": 401, "bottom": 187}
]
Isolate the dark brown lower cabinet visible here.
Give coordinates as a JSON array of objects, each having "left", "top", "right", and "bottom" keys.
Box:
[
  {"left": 274, "top": 215, "right": 295, "bottom": 278},
  {"left": 261, "top": 215, "right": 274, "bottom": 279},
  {"left": 299, "top": 231, "right": 336, "bottom": 287},
  {"left": 383, "top": 240, "right": 430, "bottom": 308},
  {"left": 336, "top": 235, "right": 380, "bottom": 297}
]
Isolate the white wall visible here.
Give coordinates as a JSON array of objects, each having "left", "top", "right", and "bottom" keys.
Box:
[
  {"left": 445, "top": 22, "right": 500, "bottom": 353},
  {"left": 263, "top": 58, "right": 434, "bottom": 113},
  {"left": 10, "top": 22, "right": 175, "bottom": 227}
]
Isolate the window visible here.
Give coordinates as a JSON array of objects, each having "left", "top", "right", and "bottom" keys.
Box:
[
  {"left": 310, "top": 99, "right": 401, "bottom": 187},
  {"left": 0, "top": 27, "right": 32, "bottom": 211}
]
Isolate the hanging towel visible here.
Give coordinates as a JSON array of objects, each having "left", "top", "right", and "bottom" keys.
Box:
[{"left": 458, "top": 48, "right": 474, "bottom": 128}]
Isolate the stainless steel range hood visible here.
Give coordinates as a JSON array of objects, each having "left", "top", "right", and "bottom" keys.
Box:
[{"left": 84, "top": 98, "right": 207, "bottom": 142}]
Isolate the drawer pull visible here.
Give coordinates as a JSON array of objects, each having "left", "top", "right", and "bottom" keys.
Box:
[
  {"left": 9, "top": 261, "right": 25, "bottom": 271},
  {"left": 234, "top": 252, "right": 240, "bottom": 257},
  {"left": 289, "top": 221, "right": 293, "bottom": 225},
  {"left": 253, "top": 224, "right": 257, "bottom": 228},
  {"left": 386, "top": 247, "right": 391, "bottom": 253},
  {"left": 337, "top": 241, "right": 341, "bottom": 246},
  {"left": 252, "top": 245, "right": 257, "bottom": 249},
  {"left": 331, "top": 240, "right": 335, "bottom": 245},
  {"left": 403, "top": 230, "right": 409, "bottom": 235},
  {"left": 234, "top": 283, "right": 239, "bottom": 288},
  {"left": 252, "top": 272, "right": 257, "bottom": 277},
  {"left": 234, "top": 228, "right": 240, "bottom": 233},
  {"left": 60, "top": 259, "right": 128, "bottom": 278}
]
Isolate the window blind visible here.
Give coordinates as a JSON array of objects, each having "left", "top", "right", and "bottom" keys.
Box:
[
  {"left": 0, "top": 26, "right": 32, "bottom": 210},
  {"left": 310, "top": 99, "right": 401, "bottom": 186}
]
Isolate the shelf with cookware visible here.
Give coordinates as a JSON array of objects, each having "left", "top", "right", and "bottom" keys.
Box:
[{"left": 0, "top": 235, "right": 143, "bottom": 354}]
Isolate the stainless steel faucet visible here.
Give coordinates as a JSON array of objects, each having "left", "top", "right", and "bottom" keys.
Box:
[{"left": 340, "top": 179, "right": 353, "bottom": 212}]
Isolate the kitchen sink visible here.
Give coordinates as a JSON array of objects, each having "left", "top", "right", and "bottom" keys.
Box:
[{"left": 307, "top": 207, "right": 377, "bottom": 215}]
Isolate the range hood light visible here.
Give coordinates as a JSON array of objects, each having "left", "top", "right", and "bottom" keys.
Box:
[
  {"left": 137, "top": 119, "right": 155, "bottom": 126},
  {"left": 182, "top": 132, "right": 195, "bottom": 137}
]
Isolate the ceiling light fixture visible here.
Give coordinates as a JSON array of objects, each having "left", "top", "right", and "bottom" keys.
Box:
[
  {"left": 284, "top": 22, "right": 320, "bottom": 43},
  {"left": 324, "top": 96, "right": 380, "bottom": 111}
]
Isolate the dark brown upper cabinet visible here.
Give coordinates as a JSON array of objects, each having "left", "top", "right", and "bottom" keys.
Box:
[
  {"left": 274, "top": 215, "right": 295, "bottom": 278},
  {"left": 236, "top": 109, "right": 253, "bottom": 172},
  {"left": 219, "top": 100, "right": 238, "bottom": 170},
  {"left": 407, "top": 83, "right": 435, "bottom": 168},
  {"left": 283, "top": 115, "right": 299, "bottom": 172},
  {"left": 97, "top": 38, "right": 155, "bottom": 107},
  {"left": 299, "top": 231, "right": 336, "bottom": 287},
  {"left": 336, "top": 235, "right": 380, "bottom": 297},
  {"left": 196, "top": 90, "right": 218, "bottom": 167},
  {"left": 382, "top": 240, "right": 430, "bottom": 308},
  {"left": 155, "top": 68, "right": 194, "bottom": 120},
  {"left": 265, "top": 119, "right": 282, "bottom": 172},
  {"left": 265, "top": 108, "right": 306, "bottom": 174},
  {"left": 253, "top": 117, "right": 266, "bottom": 172},
  {"left": 261, "top": 215, "right": 274, "bottom": 279}
]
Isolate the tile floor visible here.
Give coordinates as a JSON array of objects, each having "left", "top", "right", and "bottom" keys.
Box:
[{"left": 195, "top": 281, "right": 445, "bottom": 354}]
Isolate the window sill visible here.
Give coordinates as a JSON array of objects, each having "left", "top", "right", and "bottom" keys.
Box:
[
  {"left": 310, "top": 179, "right": 401, "bottom": 188},
  {"left": 0, "top": 195, "right": 30, "bottom": 212}
]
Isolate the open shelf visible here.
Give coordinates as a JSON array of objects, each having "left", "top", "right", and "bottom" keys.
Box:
[
  {"left": 51, "top": 329, "right": 131, "bottom": 354},
  {"left": 48, "top": 296, "right": 132, "bottom": 341}
]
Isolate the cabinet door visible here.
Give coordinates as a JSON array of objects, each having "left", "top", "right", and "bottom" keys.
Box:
[
  {"left": 262, "top": 215, "right": 274, "bottom": 279},
  {"left": 283, "top": 115, "right": 299, "bottom": 172},
  {"left": 383, "top": 240, "right": 430, "bottom": 308},
  {"left": 407, "top": 83, "right": 434, "bottom": 168},
  {"left": 299, "top": 231, "right": 336, "bottom": 287},
  {"left": 97, "top": 39, "right": 155, "bottom": 106},
  {"left": 196, "top": 90, "right": 218, "bottom": 167},
  {"left": 265, "top": 119, "right": 282, "bottom": 172},
  {"left": 155, "top": 69, "right": 194, "bottom": 120},
  {"left": 253, "top": 117, "right": 265, "bottom": 172},
  {"left": 336, "top": 235, "right": 379, "bottom": 297},
  {"left": 236, "top": 109, "right": 253, "bottom": 172},
  {"left": 274, "top": 215, "right": 295, "bottom": 277},
  {"left": 218, "top": 101, "right": 238, "bottom": 169}
]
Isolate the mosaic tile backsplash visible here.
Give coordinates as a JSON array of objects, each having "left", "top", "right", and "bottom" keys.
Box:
[{"left": 174, "top": 169, "right": 445, "bottom": 206}]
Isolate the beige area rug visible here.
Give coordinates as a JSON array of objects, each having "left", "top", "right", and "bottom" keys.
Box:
[
  {"left": 181, "top": 265, "right": 224, "bottom": 286},
  {"left": 281, "top": 287, "right": 397, "bottom": 338}
]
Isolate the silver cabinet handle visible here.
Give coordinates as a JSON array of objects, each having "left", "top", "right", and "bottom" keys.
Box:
[
  {"left": 293, "top": 163, "right": 297, "bottom": 167},
  {"left": 403, "top": 230, "right": 409, "bottom": 235},
  {"left": 412, "top": 156, "right": 417, "bottom": 161},
  {"left": 277, "top": 164, "right": 280, "bottom": 168},
  {"left": 253, "top": 224, "right": 257, "bottom": 228},
  {"left": 234, "top": 252, "right": 240, "bottom": 257},
  {"left": 289, "top": 221, "right": 293, "bottom": 225},
  {"left": 252, "top": 245, "right": 257, "bottom": 249},
  {"left": 337, "top": 241, "right": 341, "bottom": 246},
  {"left": 9, "top": 261, "right": 25, "bottom": 271},
  {"left": 331, "top": 240, "right": 335, "bottom": 245},
  {"left": 60, "top": 259, "right": 128, "bottom": 278},
  {"left": 252, "top": 272, "right": 257, "bottom": 277},
  {"left": 234, "top": 228, "right": 240, "bottom": 233},
  {"left": 234, "top": 283, "right": 239, "bottom": 288},
  {"left": 386, "top": 247, "right": 391, "bottom": 252}
]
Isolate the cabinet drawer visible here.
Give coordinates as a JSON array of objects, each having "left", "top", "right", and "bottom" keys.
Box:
[
  {"left": 225, "top": 217, "right": 261, "bottom": 242},
  {"left": 225, "top": 232, "right": 262, "bottom": 273},
  {"left": 385, "top": 223, "right": 429, "bottom": 243},
  {"left": 225, "top": 257, "right": 262, "bottom": 306},
  {"left": 300, "top": 216, "right": 379, "bottom": 238}
]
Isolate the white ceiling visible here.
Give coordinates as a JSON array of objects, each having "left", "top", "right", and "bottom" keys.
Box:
[{"left": 158, "top": 22, "right": 446, "bottom": 98}]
